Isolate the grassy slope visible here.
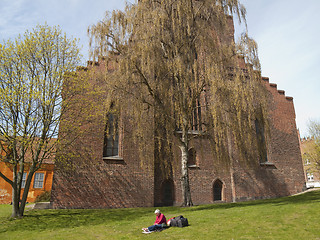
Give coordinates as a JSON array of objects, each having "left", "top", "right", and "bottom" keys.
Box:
[{"left": 0, "top": 190, "right": 319, "bottom": 240}]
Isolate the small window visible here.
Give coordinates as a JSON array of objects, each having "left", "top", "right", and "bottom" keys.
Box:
[
  {"left": 306, "top": 171, "right": 314, "bottom": 181},
  {"left": 21, "top": 172, "right": 27, "bottom": 188},
  {"left": 33, "top": 173, "right": 44, "bottom": 188},
  {"left": 192, "top": 98, "right": 202, "bottom": 131},
  {"left": 188, "top": 148, "right": 197, "bottom": 166},
  {"left": 305, "top": 158, "right": 311, "bottom": 165}
]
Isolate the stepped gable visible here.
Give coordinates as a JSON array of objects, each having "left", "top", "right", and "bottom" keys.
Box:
[{"left": 262, "top": 76, "right": 293, "bottom": 101}]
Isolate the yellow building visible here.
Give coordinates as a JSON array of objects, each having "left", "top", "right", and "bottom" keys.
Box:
[
  {"left": 300, "top": 138, "right": 320, "bottom": 188},
  {"left": 0, "top": 142, "right": 54, "bottom": 204}
]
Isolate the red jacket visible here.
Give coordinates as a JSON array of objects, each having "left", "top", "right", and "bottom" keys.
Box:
[{"left": 154, "top": 213, "right": 166, "bottom": 225}]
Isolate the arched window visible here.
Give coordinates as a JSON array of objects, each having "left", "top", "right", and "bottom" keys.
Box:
[
  {"left": 255, "top": 118, "right": 268, "bottom": 163},
  {"left": 213, "top": 179, "right": 223, "bottom": 201},
  {"left": 103, "top": 104, "right": 119, "bottom": 158},
  {"left": 188, "top": 148, "right": 197, "bottom": 166}
]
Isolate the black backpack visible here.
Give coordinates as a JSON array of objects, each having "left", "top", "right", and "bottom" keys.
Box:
[{"left": 170, "top": 215, "right": 189, "bottom": 227}]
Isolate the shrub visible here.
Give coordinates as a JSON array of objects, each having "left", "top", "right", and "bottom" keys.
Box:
[{"left": 35, "top": 191, "right": 51, "bottom": 202}]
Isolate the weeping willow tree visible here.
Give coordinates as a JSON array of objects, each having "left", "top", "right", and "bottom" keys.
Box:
[{"left": 88, "top": 0, "right": 268, "bottom": 206}]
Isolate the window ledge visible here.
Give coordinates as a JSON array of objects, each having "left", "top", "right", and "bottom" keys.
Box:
[
  {"left": 260, "top": 162, "right": 276, "bottom": 168},
  {"left": 103, "top": 156, "right": 123, "bottom": 161},
  {"left": 188, "top": 164, "right": 199, "bottom": 169}
]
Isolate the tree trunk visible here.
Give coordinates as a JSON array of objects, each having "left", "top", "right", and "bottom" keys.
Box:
[
  {"left": 11, "top": 167, "right": 35, "bottom": 218},
  {"left": 179, "top": 129, "right": 193, "bottom": 206},
  {"left": 18, "top": 168, "right": 35, "bottom": 217},
  {"left": 11, "top": 187, "right": 19, "bottom": 218},
  {"left": 11, "top": 164, "right": 19, "bottom": 218},
  {"left": 227, "top": 126, "right": 236, "bottom": 203}
]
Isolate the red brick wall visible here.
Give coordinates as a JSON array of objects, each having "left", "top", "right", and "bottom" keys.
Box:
[
  {"left": 51, "top": 67, "right": 155, "bottom": 208},
  {"left": 166, "top": 77, "right": 306, "bottom": 206},
  {"left": 52, "top": 68, "right": 305, "bottom": 209}
]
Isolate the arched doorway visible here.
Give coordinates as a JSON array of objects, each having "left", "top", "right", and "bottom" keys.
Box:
[
  {"left": 161, "top": 179, "right": 174, "bottom": 206},
  {"left": 213, "top": 179, "right": 223, "bottom": 201}
]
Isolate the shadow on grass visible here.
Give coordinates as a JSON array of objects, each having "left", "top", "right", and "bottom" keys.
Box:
[
  {"left": 1, "top": 190, "right": 319, "bottom": 233},
  {"left": 0, "top": 207, "right": 152, "bottom": 233}
]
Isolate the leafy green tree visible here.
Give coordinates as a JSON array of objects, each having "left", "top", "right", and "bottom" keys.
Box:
[
  {"left": 88, "top": 0, "right": 268, "bottom": 206},
  {"left": 0, "top": 24, "right": 81, "bottom": 218}
]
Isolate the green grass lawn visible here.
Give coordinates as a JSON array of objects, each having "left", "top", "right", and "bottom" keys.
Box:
[{"left": 1, "top": 190, "right": 320, "bottom": 240}]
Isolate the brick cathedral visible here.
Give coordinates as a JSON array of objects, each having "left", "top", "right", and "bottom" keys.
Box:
[{"left": 51, "top": 15, "right": 306, "bottom": 209}]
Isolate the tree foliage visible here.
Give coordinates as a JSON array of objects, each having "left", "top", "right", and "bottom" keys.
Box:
[
  {"left": 88, "top": 0, "right": 269, "bottom": 206},
  {"left": 0, "top": 24, "right": 81, "bottom": 218},
  {"left": 306, "top": 120, "right": 320, "bottom": 171}
]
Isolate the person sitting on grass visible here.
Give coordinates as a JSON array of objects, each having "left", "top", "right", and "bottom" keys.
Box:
[{"left": 142, "top": 209, "right": 167, "bottom": 234}]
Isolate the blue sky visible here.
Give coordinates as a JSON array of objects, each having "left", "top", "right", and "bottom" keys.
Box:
[{"left": 1, "top": 0, "right": 319, "bottom": 137}]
